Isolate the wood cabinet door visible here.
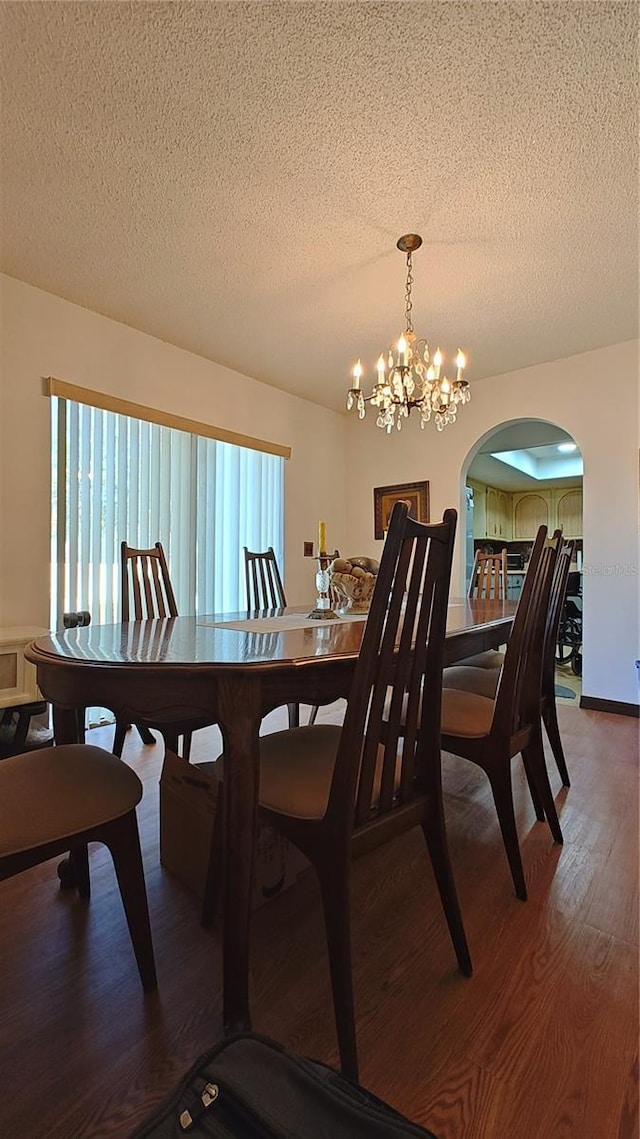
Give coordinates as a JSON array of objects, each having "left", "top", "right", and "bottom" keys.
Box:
[
  {"left": 486, "top": 487, "right": 499, "bottom": 537},
  {"left": 555, "top": 488, "right": 583, "bottom": 537},
  {"left": 497, "top": 491, "right": 511, "bottom": 540},
  {"left": 513, "top": 493, "right": 550, "bottom": 538}
]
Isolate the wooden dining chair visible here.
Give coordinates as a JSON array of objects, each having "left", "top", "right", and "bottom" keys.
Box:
[
  {"left": 121, "top": 540, "right": 179, "bottom": 621},
  {"left": 115, "top": 542, "right": 214, "bottom": 760},
  {"left": 0, "top": 744, "right": 157, "bottom": 992},
  {"left": 243, "top": 546, "right": 312, "bottom": 729},
  {"left": 539, "top": 539, "right": 575, "bottom": 786},
  {"left": 232, "top": 503, "right": 469, "bottom": 1079},
  {"left": 244, "top": 546, "right": 287, "bottom": 611},
  {"left": 439, "top": 527, "right": 563, "bottom": 903},
  {"left": 446, "top": 534, "right": 574, "bottom": 788},
  {"left": 468, "top": 548, "right": 508, "bottom": 600}
]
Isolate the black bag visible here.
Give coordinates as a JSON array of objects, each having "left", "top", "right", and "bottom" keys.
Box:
[{"left": 131, "top": 1032, "right": 439, "bottom": 1137}]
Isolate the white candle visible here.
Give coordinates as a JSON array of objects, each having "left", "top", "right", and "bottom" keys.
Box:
[
  {"left": 352, "top": 359, "right": 362, "bottom": 390},
  {"left": 455, "top": 349, "right": 466, "bottom": 382},
  {"left": 433, "top": 347, "right": 442, "bottom": 380}
]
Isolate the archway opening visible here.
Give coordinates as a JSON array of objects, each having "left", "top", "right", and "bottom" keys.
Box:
[{"left": 461, "top": 418, "right": 583, "bottom": 702}]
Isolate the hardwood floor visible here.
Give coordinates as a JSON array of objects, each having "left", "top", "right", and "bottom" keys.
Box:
[{"left": 0, "top": 702, "right": 637, "bottom": 1138}]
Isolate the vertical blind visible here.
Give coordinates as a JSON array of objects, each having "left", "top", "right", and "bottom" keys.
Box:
[{"left": 51, "top": 397, "right": 285, "bottom": 629}]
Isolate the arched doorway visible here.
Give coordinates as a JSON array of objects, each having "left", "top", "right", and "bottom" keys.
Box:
[{"left": 460, "top": 418, "right": 583, "bottom": 699}]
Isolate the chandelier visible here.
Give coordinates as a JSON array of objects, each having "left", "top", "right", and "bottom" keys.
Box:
[{"left": 346, "top": 234, "right": 470, "bottom": 433}]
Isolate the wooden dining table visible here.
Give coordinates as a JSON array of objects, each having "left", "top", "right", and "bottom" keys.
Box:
[{"left": 26, "top": 598, "right": 515, "bottom": 1033}]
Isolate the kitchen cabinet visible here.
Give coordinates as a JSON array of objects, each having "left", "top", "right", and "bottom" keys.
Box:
[
  {"left": 485, "top": 487, "right": 499, "bottom": 537},
  {"left": 507, "top": 572, "right": 525, "bottom": 600},
  {"left": 511, "top": 487, "right": 582, "bottom": 538},
  {"left": 485, "top": 486, "right": 511, "bottom": 540},
  {"left": 470, "top": 480, "right": 582, "bottom": 541},
  {"left": 554, "top": 488, "right": 583, "bottom": 537},
  {"left": 512, "top": 492, "right": 550, "bottom": 539},
  {"left": 498, "top": 491, "right": 511, "bottom": 540}
]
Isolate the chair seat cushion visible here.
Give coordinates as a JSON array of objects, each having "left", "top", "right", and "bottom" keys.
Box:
[
  {"left": 258, "top": 725, "right": 342, "bottom": 819},
  {"left": 0, "top": 744, "right": 143, "bottom": 858},
  {"left": 455, "top": 650, "right": 505, "bottom": 670},
  {"left": 443, "top": 665, "right": 500, "bottom": 699},
  {"left": 257, "top": 724, "right": 400, "bottom": 821},
  {"left": 441, "top": 688, "right": 495, "bottom": 738}
]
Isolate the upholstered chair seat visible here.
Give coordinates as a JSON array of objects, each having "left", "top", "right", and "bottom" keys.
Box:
[
  {"left": 258, "top": 724, "right": 403, "bottom": 820},
  {"left": 381, "top": 665, "right": 499, "bottom": 730},
  {"left": 440, "top": 687, "right": 496, "bottom": 738},
  {"left": 454, "top": 649, "right": 505, "bottom": 671},
  {"left": 442, "top": 665, "right": 501, "bottom": 700},
  {"left": 0, "top": 743, "right": 156, "bottom": 993},
  {"left": 0, "top": 744, "right": 143, "bottom": 855},
  {"left": 258, "top": 725, "right": 340, "bottom": 819}
]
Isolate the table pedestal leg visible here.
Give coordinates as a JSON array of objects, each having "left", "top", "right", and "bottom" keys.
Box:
[{"left": 216, "top": 676, "right": 262, "bottom": 1034}]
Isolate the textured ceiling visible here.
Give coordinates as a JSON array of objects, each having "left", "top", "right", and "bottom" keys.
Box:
[{"left": 1, "top": 2, "right": 638, "bottom": 411}]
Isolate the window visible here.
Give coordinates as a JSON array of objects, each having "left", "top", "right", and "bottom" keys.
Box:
[{"left": 51, "top": 397, "right": 285, "bottom": 630}]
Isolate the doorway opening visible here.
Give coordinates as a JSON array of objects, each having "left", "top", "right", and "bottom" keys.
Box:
[{"left": 462, "top": 418, "right": 583, "bottom": 703}]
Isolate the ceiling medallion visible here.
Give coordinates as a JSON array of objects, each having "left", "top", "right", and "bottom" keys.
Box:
[{"left": 346, "top": 234, "right": 470, "bottom": 433}]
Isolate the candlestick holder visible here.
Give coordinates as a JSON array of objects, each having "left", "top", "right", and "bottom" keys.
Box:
[{"left": 307, "top": 554, "right": 339, "bottom": 620}]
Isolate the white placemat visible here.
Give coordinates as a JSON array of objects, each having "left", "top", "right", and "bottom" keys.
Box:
[{"left": 198, "top": 613, "right": 366, "bottom": 633}]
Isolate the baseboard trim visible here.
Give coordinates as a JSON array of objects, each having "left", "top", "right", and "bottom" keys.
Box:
[{"left": 580, "top": 695, "right": 639, "bottom": 718}]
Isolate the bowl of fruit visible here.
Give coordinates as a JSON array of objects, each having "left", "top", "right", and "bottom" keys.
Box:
[{"left": 329, "top": 556, "right": 380, "bottom": 614}]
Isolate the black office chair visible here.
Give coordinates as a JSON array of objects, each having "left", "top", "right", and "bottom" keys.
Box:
[
  {"left": 556, "top": 570, "right": 582, "bottom": 676},
  {"left": 0, "top": 701, "right": 51, "bottom": 756}
]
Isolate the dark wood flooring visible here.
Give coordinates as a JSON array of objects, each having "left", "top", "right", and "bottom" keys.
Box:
[{"left": 0, "top": 702, "right": 637, "bottom": 1138}]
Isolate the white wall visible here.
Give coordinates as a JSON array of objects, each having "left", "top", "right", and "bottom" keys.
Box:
[
  {"left": 3, "top": 274, "right": 637, "bottom": 705},
  {"left": 0, "top": 274, "right": 347, "bottom": 625},
  {"left": 344, "top": 340, "right": 640, "bottom": 706}
]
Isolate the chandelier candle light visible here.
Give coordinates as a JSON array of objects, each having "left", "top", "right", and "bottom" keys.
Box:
[{"left": 346, "top": 234, "right": 470, "bottom": 433}]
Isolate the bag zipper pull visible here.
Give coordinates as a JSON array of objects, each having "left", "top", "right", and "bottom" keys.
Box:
[{"left": 179, "top": 1082, "right": 219, "bottom": 1131}]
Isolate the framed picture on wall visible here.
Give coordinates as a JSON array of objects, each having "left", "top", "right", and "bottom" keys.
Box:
[{"left": 373, "top": 481, "right": 430, "bottom": 539}]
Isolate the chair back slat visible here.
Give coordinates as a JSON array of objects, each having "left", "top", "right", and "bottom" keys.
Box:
[
  {"left": 141, "top": 557, "right": 156, "bottom": 616},
  {"left": 333, "top": 502, "right": 456, "bottom": 832},
  {"left": 121, "top": 542, "right": 178, "bottom": 621},
  {"left": 353, "top": 529, "right": 417, "bottom": 820},
  {"left": 469, "top": 549, "right": 507, "bottom": 600},
  {"left": 522, "top": 528, "right": 562, "bottom": 718},
  {"left": 244, "top": 547, "right": 286, "bottom": 610}
]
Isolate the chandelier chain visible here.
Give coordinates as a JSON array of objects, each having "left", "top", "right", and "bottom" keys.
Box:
[{"left": 404, "top": 251, "right": 414, "bottom": 336}]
